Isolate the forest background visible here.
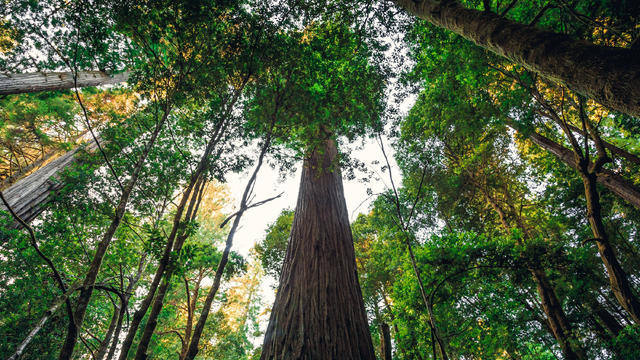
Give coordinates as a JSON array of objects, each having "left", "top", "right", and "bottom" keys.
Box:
[{"left": 1, "top": 0, "right": 640, "bottom": 359}]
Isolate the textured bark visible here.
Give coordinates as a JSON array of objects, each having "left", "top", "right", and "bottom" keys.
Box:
[
  {"left": 58, "top": 109, "right": 169, "bottom": 360},
  {"left": 393, "top": 0, "right": 640, "bottom": 116},
  {"left": 510, "top": 126, "right": 640, "bottom": 210},
  {"left": 0, "top": 141, "right": 98, "bottom": 226},
  {"left": 260, "top": 139, "right": 375, "bottom": 360},
  {"left": 0, "top": 71, "right": 129, "bottom": 95}
]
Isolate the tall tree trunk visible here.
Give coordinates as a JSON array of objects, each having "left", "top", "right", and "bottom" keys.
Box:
[
  {"left": 102, "top": 254, "right": 149, "bottom": 360},
  {"left": 586, "top": 299, "right": 624, "bottom": 338},
  {"left": 508, "top": 125, "right": 640, "bottom": 210},
  {"left": 131, "top": 176, "right": 205, "bottom": 360},
  {"left": 530, "top": 268, "right": 585, "bottom": 360},
  {"left": 117, "top": 111, "right": 230, "bottom": 360},
  {"left": 0, "top": 71, "right": 129, "bottom": 95},
  {"left": 582, "top": 172, "right": 640, "bottom": 323},
  {"left": 179, "top": 275, "right": 201, "bottom": 360},
  {"left": 392, "top": 0, "right": 640, "bottom": 116},
  {"left": 58, "top": 108, "right": 169, "bottom": 360},
  {"left": 260, "top": 139, "right": 375, "bottom": 360}
]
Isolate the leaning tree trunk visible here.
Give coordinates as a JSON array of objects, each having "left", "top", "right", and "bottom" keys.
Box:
[
  {"left": 0, "top": 140, "right": 98, "bottom": 226},
  {"left": 260, "top": 139, "right": 376, "bottom": 360},
  {"left": 393, "top": 0, "right": 640, "bottom": 116},
  {"left": 486, "top": 195, "right": 585, "bottom": 359},
  {"left": 0, "top": 71, "right": 129, "bottom": 95},
  {"left": 508, "top": 125, "right": 640, "bottom": 210}
]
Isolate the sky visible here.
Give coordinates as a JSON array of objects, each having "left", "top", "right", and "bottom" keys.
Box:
[{"left": 224, "top": 120, "right": 410, "bottom": 259}]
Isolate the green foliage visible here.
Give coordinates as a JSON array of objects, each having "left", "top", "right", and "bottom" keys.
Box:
[{"left": 254, "top": 209, "right": 294, "bottom": 282}]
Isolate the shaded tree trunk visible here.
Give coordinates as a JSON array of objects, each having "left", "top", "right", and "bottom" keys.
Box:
[
  {"left": 179, "top": 274, "right": 202, "bottom": 360},
  {"left": 95, "top": 301, "right": 120, "bottom": 360},
  {"left": 379, "top": 322, "right": 392, "bottom": 360},
  {"left": 0, "top": 71, "right": 129, "bottom": 95},
  {"left": 260, "top": 139, "right": 375, "bottom": 360},
  {"left": 117, "top": 109, "right": 230, "bottom": 360},
  {"left": 582, "top": 171, "right": 640, "bottom": 323},
  {"left": 131, "top": 175, "right": 205, "bottom": 360},
  {"left": 530, "top": 268, "right": 585, "bottom": 360},
  {"left": 183, "top": 133, "right": 272, "bottom": 360},
  {"left": 586, "top": 299, "right": 624, "bottom": 338},
  {"left": 392, "top": 0, "right": 640, "bottom": 116}
]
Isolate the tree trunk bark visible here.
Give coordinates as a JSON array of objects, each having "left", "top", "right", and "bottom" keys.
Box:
[
  {"left": 117, "top": 112, "right": 229, "bottom": 359},
  {"left": 0, "top": 71, "right": 129, "bottom": 95},
  {"left": 0, "top": 140, "right": 99, "bottom": 226},
  {"left": 7, "top": 284, "right": 80, "bottom": 360},
  {"left": 260, "top": 139, "right": 375, "bottom": 360},
  {"left": 131, "top": 176, "right": 205, "bottom": 360},
  {"left": 393, "top": 0, "right": 640, "bottom": 116},
  {"left": 588, "top": 300, "right": 624, "bottom": 338},
  {"left": 582, "top": 172, "right": 640, "bottom": 323},
  {"left": 95, "top": 302, "right": 120, "bottom": 360},
  {"left": 106, "top": 255, "right": 149, "bottom": 360},
  {"left": 58, "top": 108, "right": 169, "bottom": 360},
  {"left": 530, "top": 268, "right": 585, "bottom": 360}
]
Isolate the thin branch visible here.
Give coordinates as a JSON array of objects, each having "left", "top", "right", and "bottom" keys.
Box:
[
  {"left": 500, "top": 0, "right": 518, "bottom": 16},
  {"left": 219, "top": 192, "right": 284, "bottom": 229}
]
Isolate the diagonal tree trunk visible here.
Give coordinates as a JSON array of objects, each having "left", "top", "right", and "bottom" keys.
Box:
[
  {"left": 0, "top": 140, "right": 99, "bottom": 226},
  {"left": 507, "top": 124, "right": 640, "bottom": 210},
  {"left": 0, "top": 71, "right": 129, "bottom": 95},
  {"left": 581, "top": 170, "right": 640, "bottom": 323},
  {"left": 392, "top": 0, "right": 640, "bottom": 116},
  {"left": 260, "top": 138, "right": 376, "bottom": 360}
]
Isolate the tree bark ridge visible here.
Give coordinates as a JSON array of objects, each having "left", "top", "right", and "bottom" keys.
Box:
[{"left": 260, "top": 139, "right": 375, "bottom": 360}]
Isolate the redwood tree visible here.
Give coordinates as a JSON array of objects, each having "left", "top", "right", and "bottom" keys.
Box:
[{"left": 255, "top": 21, "right": 385, "bottom": 359}]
